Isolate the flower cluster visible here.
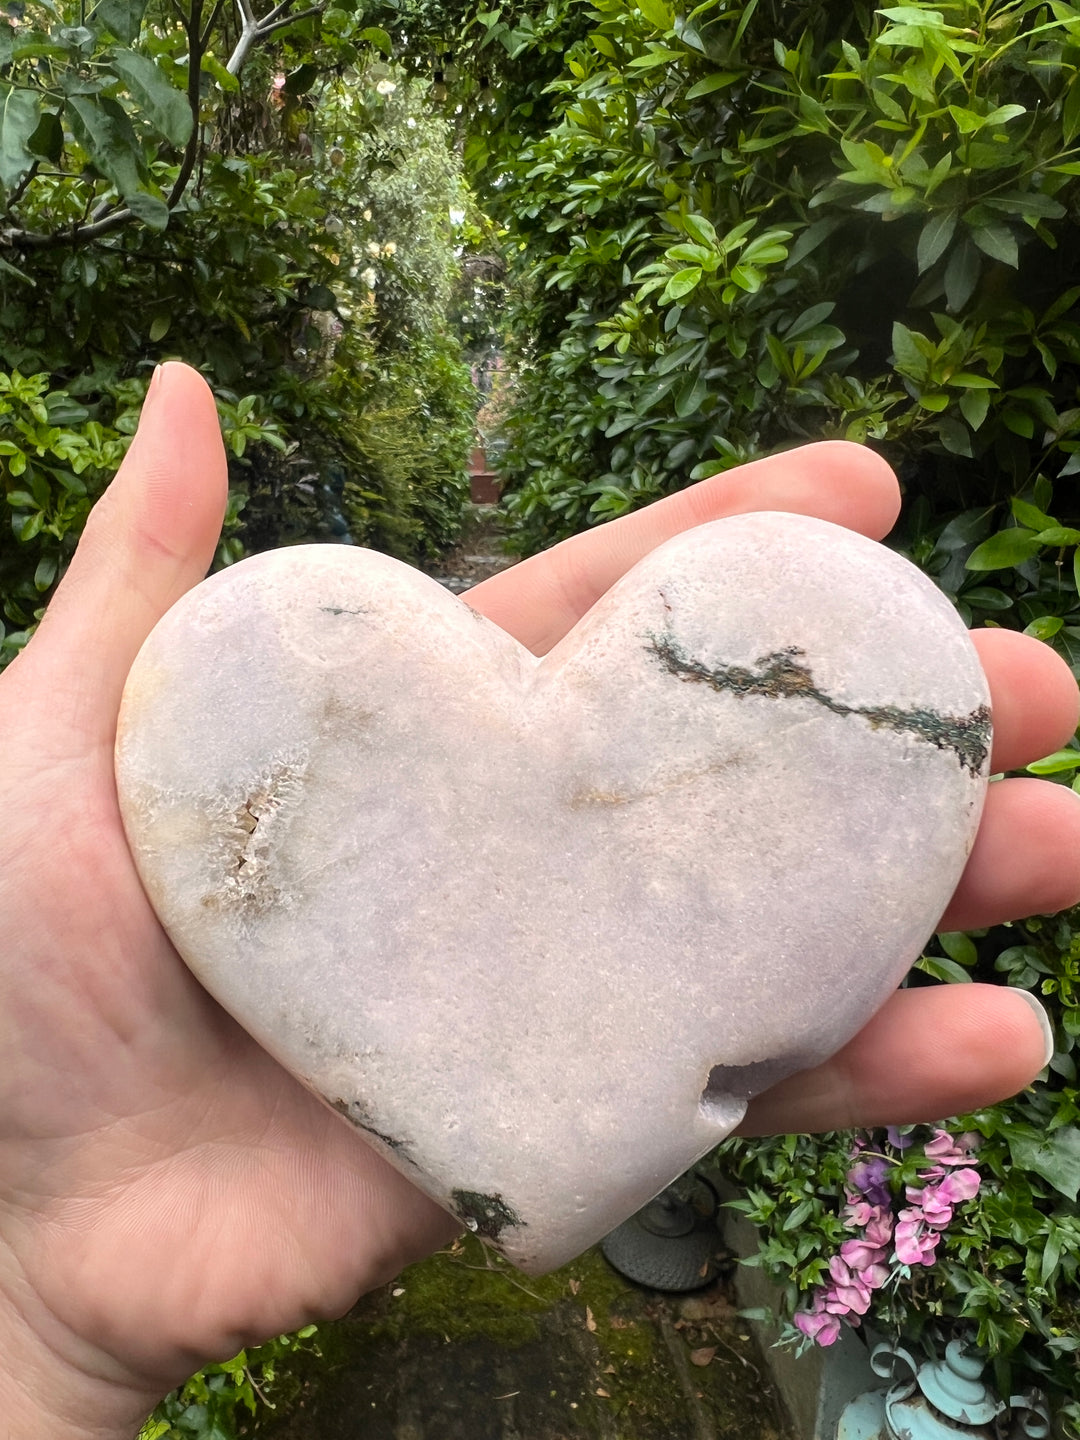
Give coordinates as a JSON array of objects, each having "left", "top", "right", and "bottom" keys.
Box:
[
  {"left": 794, "top": 1128, "right": 981, "bottom": 1348},
  {"left": 894, "top": 1129, "right": 981, "bottom": 1268}
]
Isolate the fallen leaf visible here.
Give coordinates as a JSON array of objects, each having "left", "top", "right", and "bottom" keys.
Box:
[
  {"left": 689, "top": 1346, "right": 717, "bottom": 1367},
  {"left": 569, "top": 1278, "right": 581, "bottom": 1295},
  {"left": 596, "top": 1388, "right": 610, "bottom": 1398},
  {"left": 585, "top": 1306, "right": 597, "bottom": 1333},
  {"left": 602, "top": 1365, "right": 616, "bottom": 1375}
]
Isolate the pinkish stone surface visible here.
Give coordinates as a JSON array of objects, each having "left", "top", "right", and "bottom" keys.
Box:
[{"left": 115, "top": 512, "right": 990, "bottom": 1272}]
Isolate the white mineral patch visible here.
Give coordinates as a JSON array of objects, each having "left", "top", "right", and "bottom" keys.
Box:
[{"left": 115, "top": 512, "right": 990, "bottom": 1273}]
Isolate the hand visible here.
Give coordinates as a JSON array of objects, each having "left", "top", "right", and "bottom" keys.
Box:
[{"left": 1, "top": 364, "right": 1077, "bottom": 1438}]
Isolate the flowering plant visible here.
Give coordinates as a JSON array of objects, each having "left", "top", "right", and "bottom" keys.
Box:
[{"left": 792, "top": 1127, "right": 981, "bottom": 1348}]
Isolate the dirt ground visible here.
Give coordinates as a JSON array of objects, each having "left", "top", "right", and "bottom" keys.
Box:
[{"left": 249, "top": 1238, "right": 794, "bottom": 1440}]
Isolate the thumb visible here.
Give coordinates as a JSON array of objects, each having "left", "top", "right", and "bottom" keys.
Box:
[{"left": 15, "top": 362, "right": 228, "bottom": 747}]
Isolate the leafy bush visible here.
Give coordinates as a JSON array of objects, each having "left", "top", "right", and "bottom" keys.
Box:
[
  {"left": 0, "top": 5, "right": 477, "bottom": 663},
  {"left": 139, "top": 1326, "right": 319, "bottom": 1439},
  {"left": 455, "top": 0, "right": 1080, "bottom": 555},
  {"left": 0, "top": 367, "right": 285, "bottom": 663}
]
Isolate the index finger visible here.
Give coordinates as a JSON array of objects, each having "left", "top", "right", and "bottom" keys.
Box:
[{"left": 465, "top": 441, "right": 901, "bottom": 654}]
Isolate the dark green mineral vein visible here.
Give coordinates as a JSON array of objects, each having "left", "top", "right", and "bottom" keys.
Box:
[
  {"left": 450, "top": 1189, "right": 524, "bottom": 1242},
  {"left": 647, "top": 633, "right": 991, "bottom": 777}
]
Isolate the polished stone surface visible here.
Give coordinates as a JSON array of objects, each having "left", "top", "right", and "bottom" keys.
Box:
[{"left": 115, "top": 513, "right": 991, "bottom": 1272}]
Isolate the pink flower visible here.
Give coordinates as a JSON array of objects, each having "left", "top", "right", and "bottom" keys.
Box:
[
  {"left": 894, "top": 1210, "right": 941, "bottom": 1266},
  {"left": 827, "top": 1257, "right": 873, "bottom": 1313},
  {"left": 840, "top": 1237, "right": 889, "bottom": 1271},
  {"left": 842, "top": 1197, "right": 871, "bottom": 1228},
  {"left": 908, "top": 1184, "right": 955, "bottom": 1228},
  {"left": 794, "top": 1307, "right": 842, "bottom": 1346},
  {"left": 863, "top": 1211, "right": 894, "bottom": 1249},
  {"left": 937, "top": 1168, "right": 981, "bottom": 1205},
  {"left": 923, "top": 1129, "right": 972, "bottom": 1166}
]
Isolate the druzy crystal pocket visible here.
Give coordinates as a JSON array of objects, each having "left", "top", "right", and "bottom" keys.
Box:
[{"left": 115, "top": 512, "right": 990, "bottom": 1273}]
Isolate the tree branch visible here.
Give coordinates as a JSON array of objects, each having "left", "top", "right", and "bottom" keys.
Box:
[
  {"left": 199, "top": 0, "right": 226, "bottom": 50},
  {"left": 261, "top": 6, "right": 320, "bottom": 36},
  {"left": 167, "top": 0, "right": 206, "bottom": 208},
  {"left": 226, "top": 0, "right": 323, "bottom": 73},
  {"left": 0, "top": 0, "right": 323, "bottom": 251}
]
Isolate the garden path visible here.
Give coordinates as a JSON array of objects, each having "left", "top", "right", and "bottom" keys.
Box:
[{"left": 251, "top": 1237, "right": 793, "bottom": 1440}]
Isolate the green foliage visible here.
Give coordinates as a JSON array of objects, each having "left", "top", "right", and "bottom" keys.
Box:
[
  {"left": 0, "top": 3, "right": 478, "bottom": 659},
  {"left": 457, "top": 0, "right": 1079, "bottom": 554},
  {"left": 0, "top": 366, "right": 284, "bottom": 662},
  {"left": 139, "top": 1326, "right": 319, "bottom": 1440},
  {"left": 0, "top": 368, "right": 130, "bottom": 662}
]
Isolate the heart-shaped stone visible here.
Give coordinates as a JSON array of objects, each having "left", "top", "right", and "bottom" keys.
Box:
[{"left": 116, "top": 512, "right": 990, "bottom": 1273}]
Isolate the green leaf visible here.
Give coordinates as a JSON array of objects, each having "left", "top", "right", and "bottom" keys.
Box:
[
  {"left": 125, "top": 189, "right": 169, "bottom": 230},
  {"left": 970, "top": 222, "right": 1018, "bottom": 268},
  {"left": 109, "top": 50, "right": 193, "bottom": 147},
  {"left": 891, "top": 320, "right": 926, "bottom": 375},
  {"left": 26, "top": 108, "right": 63, "bottom": 163},
  {"left": 674, "top": 373, "right": 707, "bottom": 418},
  {"left": 1007, "top": 1126, "right": 1080, "bottom": 1202},
  {"left": 958, "top": 388, "right": 989, "bottom": 431},
  {"left": 628, "top": 45, "right": 684, "bottom": 67},
  {"left": 0, "top": 84, "right": 42, "bottom": 189},
  {"left": 939, "top": 931, "right": 977, "bottom": 966},
  {"left": 944, "top": 239, "right": 980, "bottom": 311},
  {"left": 1024, "top": 614, "right": 1065, "bottom": 641},
  {"left": 200, "top": 51, "right": 240, "bottom": 93},
  {"left": 682, "top": 213, "right": 718, "bottom": 248},
  {"left": 782, "top": 1199, "right": 814, "bottom": 1230},
  {"left": 637, "top": 0, "right": 674, "bottom": 30},
  {"left": 67, "top": 93, "right": 143, "bottom": 197},
  {"left": 33, "top": 554, "right": 56, "bottom": 591},
  {"left": 149, "top": 313, "right": 170, "bottom": 342},
  {"left": 94, "top": 0, "right": 149, "bottom": 43},
  {"left": 1011, "top": 498, "right": 1057, "bottom": 531},
  {"left": 948, "top": 373, "right": 996, "bottom": 389},
  {"left": 961, "top": 586, "right": 1012, "bottom": 610},
  {"left": 283, "top": 63, "right": 319, "bottom": 97},
  {"left": 1027, "top": 749, "right": 1080, "bottom": 775},
  {"left": 359, "top": 26, "right": 392, "bottom": 55},
  {"left": 660, "top": 267, "right": 701, "bottom": 302},
  {"left": 917, "top": 210, "right": 957, "bottom": 272},
  {"left": 983, "top": 103, "right": 1026, "bottom": 127},
  {"left": 685, "top": 72, "right": 739, "bottom": 100},
  {"left": 965, "top": 528, "right": 1043, "bottom": 571},
  {"left": 1036, "top": 526, "right": 1080, "bottom": 547},
  {"left": 916, "top": 955, "right": 973, "bottom": 984}
]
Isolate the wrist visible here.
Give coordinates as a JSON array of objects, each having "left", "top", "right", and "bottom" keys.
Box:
[{"left": 0, "top": 1263, "right": 158, "bottom": 1440}]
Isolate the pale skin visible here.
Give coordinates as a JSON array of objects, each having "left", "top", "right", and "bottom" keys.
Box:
[{"left": 1, "top": 362, "right": 1079, "bottom": 1440}]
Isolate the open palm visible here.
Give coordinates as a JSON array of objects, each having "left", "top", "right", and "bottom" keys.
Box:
[{"left": 2, "top": 364, "right": 1078, "bottom": 1439}]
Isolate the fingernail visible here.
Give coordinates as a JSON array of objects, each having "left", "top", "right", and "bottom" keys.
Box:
[{"left": 1012, "top": 988, "right": 1054, "bottom": 1068}]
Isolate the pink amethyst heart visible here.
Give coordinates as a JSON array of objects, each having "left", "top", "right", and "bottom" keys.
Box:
[{"left": 115, "top": 511, "right": 990, "bottom": 1273}]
